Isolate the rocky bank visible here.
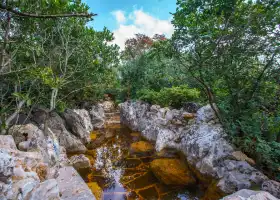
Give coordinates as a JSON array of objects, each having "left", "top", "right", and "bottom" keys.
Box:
[
  {"left": 0, "top": 101, "right": 112, "bottom": 200},
  {"left": 120, "top": 100, "right": 280, "bottom": 199}
]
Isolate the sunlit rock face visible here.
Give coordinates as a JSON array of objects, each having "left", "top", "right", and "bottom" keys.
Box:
[
  {"left": 74, "top": 109, "right": 93, "bottom": 135},
  {"left": 0, "top": 136, "right": 61, "bottom": 200},
  {"left": 56, "top": 166, "right": 96, "bottom": 200},
  {"left": 120, "top": 101, "right": 278, "bottom": 197},
  {"left": 8, "top": 123, "right": 59, "bottom": 165},
  {"left": 90, "top": 104, "right": 105, "bottom": 129},
  {"left": 70, "top": 154, "right": 91, "bottom": 171},
  {"left": 63, "top": 109, "right": 92, "bottom": 144},
  {"left": 222, "top": 189, "right": 278, "bottom": 200},
  {"left": 44, "top": 112, "right": 87, "bottom": 154}
]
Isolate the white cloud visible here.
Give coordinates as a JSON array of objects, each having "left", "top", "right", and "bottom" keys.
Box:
[
  {"left": 111, "top": 10, "right": 126, "bottom": 24},
  {"left": 111, "top": 9, "right": 174, "bottom": 50}
]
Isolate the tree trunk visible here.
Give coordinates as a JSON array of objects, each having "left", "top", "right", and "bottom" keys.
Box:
[
  {"left": 1, "top": 100, "right": 25, "bottom": 134},
  {"left": 50, "top": 88, "right": 58, "bottom": 110},
  {"left": 0, "top": 9, "right": 11, "bottom": 73}
]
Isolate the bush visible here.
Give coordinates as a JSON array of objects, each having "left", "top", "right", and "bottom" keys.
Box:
[{"left": 137, "top": 85, "right": 200, "bottom": 108}]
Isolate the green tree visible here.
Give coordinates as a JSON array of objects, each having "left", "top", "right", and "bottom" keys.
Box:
[{"left": 172, "top": 0, "right": 280, "bottom": 177}]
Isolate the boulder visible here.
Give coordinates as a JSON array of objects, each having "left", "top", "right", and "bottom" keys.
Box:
[
  {"left": 9, "top": 113, "right": 32, "bottom": 126},
  {"left": 0, "top": 149, "right": 14, "bottom": 183},
  {"left": 130, "top": 141, "right": 154, "bottom": 153},
  {"left": 150, "top": 158, "right": 196, "bottom": 185},
  {"left": 70, "top": 154, "right": 91, "bottom": 171},
  {"left": 120, "top": 101, "right": 270, "bottom": 195},
  {"left": 8, "top": 123, "right": 45, "bottom": 147},
  {"left": 196, "top": 104, "right": 218, "bottom": 123},
  {"left": 56, "top": 166, "right": 96, "bottom": 200},
  {"left": 45, "top": 112, "right": 86, "bottom": 154},
  {"left": 182, "top": 102, "right": 201, "bottom": 113},
  {"left": 262, "top": 180, "right": 280, "bottom": 199},
  {"left": 0, "top": 149, "right": 14, "bottom": 199},
  {"left": 102, "top": 100, "right": 115, "bottom": 112},
  {"left": 0, "top": 136, "right": 60, "bottom": 200},
  {"left": 73, "top": 109, "right": 93, "bottom": 133},
  {"left": 8, "top": 123, "right": 59, "bottom": 166},
  {"left": 63, "top": 109, "right": 91, "bottom": 144},
  {"left": 232, "top": 151, "right": 256, "bottom": 165},
  {"left": 30, "top": 107, "right": 50, "bottom": 129},
  {"left": 0, "top": 135, "right": 17, "bottom": 150},
  {"left": 11, "top": 178, "right": 39, "bottom": 200},
  {"left": 90, "top": 104, "right": 105, "bottom": 129},
  {"left": 28, "top": 179, "right": 60, "bottom": 200},
  {"left": 222, "top": 189, "right": 278, "bottom": 200}
]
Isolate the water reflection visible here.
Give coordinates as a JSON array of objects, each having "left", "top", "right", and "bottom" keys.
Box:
[{"left": 76, "top": 124, "right": 202, "bottom": 200}]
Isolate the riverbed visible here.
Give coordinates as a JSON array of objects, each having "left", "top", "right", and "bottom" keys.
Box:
[{"left": 68, "top": 117, "right": 205, "bottom": 200}]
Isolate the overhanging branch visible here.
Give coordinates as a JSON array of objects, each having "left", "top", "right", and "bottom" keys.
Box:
[{"left": 0, "top": 4, "right": 97, "bottom": 18}]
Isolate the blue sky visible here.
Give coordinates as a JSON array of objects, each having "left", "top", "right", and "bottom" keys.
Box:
[{"left": 82, "top": 0, "right": 177, "bottom": 49}]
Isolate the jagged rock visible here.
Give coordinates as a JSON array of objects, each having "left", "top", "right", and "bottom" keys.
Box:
[
  {"left": 8, "top": 123, "right": 59, "bottom": 166},
  {"left": 262, "top": 180, "right": 280, "bottom": 199},
  {"left": 9, "top": 113, "right": 32, "bottom": 126},
  {"left": 232, "top": 151, "right": 256, "bottom": 166},
  {"left": 45, "top": 112, "right": 86, "bottom": 154},
  {"left": 73, "top": 109, "right": 93, "bottom": 134},
  {"left": 102, "top": 100, "right": 115, "bottom": 112},
  {"left": 70, "top": 154, "right": 91, "bottom": 170},
  {"left": 0, "top": 135, "right": 17, "bottom": 150},
  {"left": 196, "top": 104, "right": 219, "bottom": 123},
  {"left": 90, "top": 104, "right": 105, "bottom": 129},
  {"left": 8, "top": 123, "right": 44, "bottom": 147},
  {"left": 182, "top": 102, "right": 201, "bottom": 113},
  {"left": 28, "top": 179, "right": 60, "bottom": 200},
  {"left": 58, "top": 132, "right": 86, "bottom": 154},
  {"left": 30, "top": 107, "right": 50, "bottom": 128},
  {"left": 0, "top": 149, "right": 15, "bottom": 199},
  {"left": 217, "top": 160, "right": 268, "bottom": 193},
  {"left": 58, "top": 146, "right": 70, "bottom": 167},
  {"left": 18, "top": 141, "right": 29, "bottom": 151},
  {"left": 222, "top": 189, "right": 278, "bottom": 200},
  {"left": 11, "top": 178, "right": 39, "bottom": 200},
  {"left": 0, "top": 149, "right": 15, "bottom": 183},
  {"left": 63, "top": 109, "right": 91, "bottom": 144},
  {"left": 120, "top": 101, "right": 271, "bottom": 195},
  {"left": 56, "top": 166, "right": 96, "bottom": 200},
  {"left": 150, "top": 158, "right": 196, "bottom": 185},
  {"left": 13, "top": 165, "right": 39, "bottom": 181}
]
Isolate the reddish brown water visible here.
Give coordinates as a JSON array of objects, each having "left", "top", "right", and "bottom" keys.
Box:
[{"left": 70, "top": 122, "right": 204, "bottom": 200}]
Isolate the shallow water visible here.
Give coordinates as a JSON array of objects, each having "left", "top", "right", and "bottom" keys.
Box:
[{"left": 71, "top": 123, "right": 204, "bottom": 200}]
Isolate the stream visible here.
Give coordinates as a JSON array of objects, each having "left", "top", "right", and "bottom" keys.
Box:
[{"left": 68, "top": 113, "right": 204, "bottom": 200}]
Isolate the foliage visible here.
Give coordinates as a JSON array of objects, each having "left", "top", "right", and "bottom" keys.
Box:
[
  {"left": 0, "top": 0, "right": 119, "bottom": 130},
  {"left": 138, "top": 85, "right": 200, "bottom": 108},
  {"left": 172, "top": 0, "right": 280, "bottom": 179},
  {"left": 119, "top": 34, "right": 190, "bottom": 101}
]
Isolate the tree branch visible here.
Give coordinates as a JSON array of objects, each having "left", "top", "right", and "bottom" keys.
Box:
[{"left": 0, "top": 4, "right": 97, "bottom": 18}]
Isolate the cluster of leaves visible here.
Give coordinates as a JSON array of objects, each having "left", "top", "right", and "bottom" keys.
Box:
[
  {"left": 0, "top": 0, "right": 119, "bottom": 129},
  {"left": 118, "top": 33, "right": 193, "bottom": 101},
  {"left": 138, "top": 85, "right": 200, "bottom": 108},
  {"left": 171, "top": 0, "right": 280, "bottom": 179}
]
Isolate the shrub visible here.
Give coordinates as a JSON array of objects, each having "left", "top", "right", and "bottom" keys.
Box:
[{"left": 137, "top": 85, "right": 200, "bottom": 108}]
